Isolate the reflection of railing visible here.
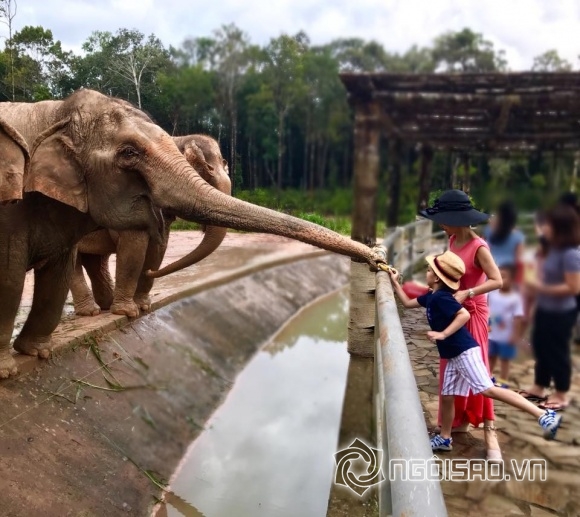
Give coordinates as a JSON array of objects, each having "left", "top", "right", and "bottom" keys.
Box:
[{"left": 373, "top": 219, "right": 447, "bottom": 517}]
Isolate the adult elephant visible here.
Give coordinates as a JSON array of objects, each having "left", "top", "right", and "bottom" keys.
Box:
[
  {"left": 70, "top": 134, "right": 231, "bottom": 317},
  {"left": 0, "top": 89, "right": 384, "bottom": 379}
]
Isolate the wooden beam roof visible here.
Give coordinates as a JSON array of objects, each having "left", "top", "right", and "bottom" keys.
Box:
[{"left": 339, "top": 72, "right": 580, "bottom": 151}]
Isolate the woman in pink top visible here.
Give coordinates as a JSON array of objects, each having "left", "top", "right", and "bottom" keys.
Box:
[{"left": 421, "top": 190, "right": 503, "bottom": 460}]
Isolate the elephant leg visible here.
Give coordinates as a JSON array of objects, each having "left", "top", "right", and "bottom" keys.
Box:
[
  {"left": 0, "top": 266, "right": 26, "bottom": 378},
  {"left": 134, "top": 234, "right": 169, "bottom": 312},
  {"left": 111, "top": 231, "right": 149, "bottom": 317},
  {"left": 13, "top": 255, "right": 72, "bottom": 359},
  {"left": 69, "top": 250, "right": 101, "bottom": 316},
  {"left": 82, "top": 254, "right": 114, "bottom": 310}
]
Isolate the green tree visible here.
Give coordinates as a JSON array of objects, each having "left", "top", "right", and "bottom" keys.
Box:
[
  {"left": 76, "top": 28, "right": 170, "bottom": 108},
  {"left": 0, "top": 0, "right": 16, "bottom": 99},
  {"left": 532, "top": 50, "right": 572, "bottom": 72},
  {"left": 210, "top": 24, "right": 251, "bottom": 188},
  {"left": 432, "top": 28, "right": 507, "bottom": 72},
  {"left": 260, "top": 33, "right": 308, "bottom": 189}
]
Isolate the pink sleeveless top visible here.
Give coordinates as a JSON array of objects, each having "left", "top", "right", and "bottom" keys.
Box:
[{"left": 449, "top": 234, "right": 489, "bottom": 308}]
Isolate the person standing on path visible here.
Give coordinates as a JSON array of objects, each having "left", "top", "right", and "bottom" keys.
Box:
[
  {"left": 483, "top": 200, "right": 525, "bottom": 281},
  {"left": 420, "top": 190, "right": 503, "bottom": 461},
  {"left": 522, "top": 204, "right": 580, "bottom": 411}
]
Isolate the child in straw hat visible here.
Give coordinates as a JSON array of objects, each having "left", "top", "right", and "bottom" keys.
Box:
[{"left": 388, "top": 250, "right": 562, "bottom": 451}]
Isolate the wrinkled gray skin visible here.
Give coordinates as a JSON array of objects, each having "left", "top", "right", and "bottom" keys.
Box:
[
  {"left": 0, "top": 88, "right": 383, "bottom": 380},
  {"left": 70, "top": 135, "right": 231, "bottom": 317}
]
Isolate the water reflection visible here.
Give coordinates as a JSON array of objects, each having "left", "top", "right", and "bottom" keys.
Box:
[{"left": 163, "top": 288, "right": 350, "bottom": 517}]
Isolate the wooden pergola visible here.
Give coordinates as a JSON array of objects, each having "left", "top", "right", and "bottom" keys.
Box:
[{"left": 340, "top": 72, "right": 580, "bottom": 229}]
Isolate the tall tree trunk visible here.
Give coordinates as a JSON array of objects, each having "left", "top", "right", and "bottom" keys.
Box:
[
  {"left": 308, "top": 135, "right": 315, "bottom": 193},
  {"left": 451, "top": 154, "right": 459, "bottom": 189},
  {"left": 303, "top": 114, "right": 310, "bottom": 191},
  {"left": 417, "top": 144, "right": 434, "bottom": 212},
  {"left": 276, "top": 110, "right": 285, "bottom": 190},
  {"left": 572, "top": 151, "right": 580, "bottom": 193},
  {"left": 387, "top": 139, "right": 402, "bottom": 228},
  {"left": 461, "top": 154, "right": 471, "bottom": 193},
  {"left": 320, "top": 140, "right": 329, "bottom": 189},
  {"left": 229, "top": 108, "right": 237, "bottom": 195}
]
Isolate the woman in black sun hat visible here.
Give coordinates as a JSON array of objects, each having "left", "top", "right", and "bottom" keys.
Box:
[{"left": 420, "top": 189, "right": 503, "bottom": 461}]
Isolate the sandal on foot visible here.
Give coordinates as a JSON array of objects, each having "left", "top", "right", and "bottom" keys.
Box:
[
  {"left": 538, "top": 400, "right": 569, "bottom": 411},
  {"left": 516, "top": 390, "right": 547, "bottom": 402}
]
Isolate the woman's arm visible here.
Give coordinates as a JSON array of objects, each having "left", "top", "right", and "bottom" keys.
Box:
[
  {"left": 454, "top": 245, "right": 502, "bottom": 303},
  {"left": 427, "top": 308, "right": 471, "bottom": 341},
  {"left": 531, "top": 271, "right": 580, "bottom": 297}
]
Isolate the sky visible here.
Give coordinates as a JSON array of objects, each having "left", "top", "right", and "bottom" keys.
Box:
[{"left": 12, "top": 0, "right": 580, "bottom": 70}]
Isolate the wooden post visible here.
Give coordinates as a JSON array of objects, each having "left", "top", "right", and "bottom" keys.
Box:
[
  {"left": 417, "top": 144, "right": 434, "bottom": 212},
  {"left": 348, "top": 101, "right": 380, "bottom": 358},
  {"left": 387, "top": 139, "right": 402, "bottom": 228},
  {"left": 328, "top": 100, "right": 380, "bottom": 517}
]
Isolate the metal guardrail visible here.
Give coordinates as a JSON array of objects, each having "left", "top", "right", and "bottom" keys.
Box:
[{"left": 373, "top": 219, "right": 447, "bottom": 517}]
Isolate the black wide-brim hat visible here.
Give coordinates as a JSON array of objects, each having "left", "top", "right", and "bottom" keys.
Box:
[{"left": 419, "top": 190, "right": 490, "bottom": 226}]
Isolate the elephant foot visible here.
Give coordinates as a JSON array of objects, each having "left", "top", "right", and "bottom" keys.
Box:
[
  {"left": 134, "top": 294, "right": 152, "bottom": 313},
  {"left": 111, "top": 300, "right": 140, "bottom": 318},
  {"left": 13, "top": 337, "right": 52, "bottom": 359},
  {"left": 74, "top": 301, "right": 101, "bottom": 317},
  {"left": 0, "top": 355, "right": 18, "bottom": 379}
]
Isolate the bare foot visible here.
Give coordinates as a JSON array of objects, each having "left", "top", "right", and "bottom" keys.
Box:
[
  {"left": 0, "top": 355, "right": 18, "bottom": 379},
  {"left": 484, "top": 425, "right": 502, "bottom": 461},
  {"left": 13, "top": 337, "right": 52, "bottom": 359},
  {"left": 111, "top": 300, "right": 140, "bottom": 318}
]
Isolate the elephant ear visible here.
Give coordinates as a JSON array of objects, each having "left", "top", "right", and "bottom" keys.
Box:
[
  {"left": 183, "top": 141, "right": 215, "bottom": 181},
  {"left": 0, "top": 117, "right": 30, "bottom": 204},
  {"left": 25, "top": 118, "right": 88, "bottom": 213}
]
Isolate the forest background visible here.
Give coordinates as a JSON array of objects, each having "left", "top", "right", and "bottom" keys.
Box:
[{"left": 0, "top": 4, "right": 577, "bottom": 232}]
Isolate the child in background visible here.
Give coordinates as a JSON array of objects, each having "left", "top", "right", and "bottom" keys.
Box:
[
  {"left": 388, "top": 250, "right": 562, "bottom": 451},
  {"left": 488, "top": 265, "right": 525, "bottom": 388}
]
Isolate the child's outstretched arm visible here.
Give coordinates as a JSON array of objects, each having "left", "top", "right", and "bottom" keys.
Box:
[
  {"left": 388, "top": 269, "right": 421, "bottom": 308},
  {"left": 427, "top": 308, "right": 470, "bottom": 342}
]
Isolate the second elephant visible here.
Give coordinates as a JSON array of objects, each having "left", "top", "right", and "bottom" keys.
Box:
[{"left": 70, "top": 135, "right": 231, "bottom": 317}]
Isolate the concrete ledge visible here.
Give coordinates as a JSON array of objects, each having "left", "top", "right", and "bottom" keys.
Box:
[{"left": 13, "top": 235, "right": 329, "bottom": 378}]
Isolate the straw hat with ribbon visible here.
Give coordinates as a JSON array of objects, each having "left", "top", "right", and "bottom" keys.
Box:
[{"left": 425, "top": 250, "right": 465, "bottom": 291}]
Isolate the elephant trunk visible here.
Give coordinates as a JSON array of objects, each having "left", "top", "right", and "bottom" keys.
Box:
[
  {"left": 145, "top": 225, "right": 227, "bottom": 278},
  {"left": 149, "top": 158, "right": 380, "bottom": 265}
]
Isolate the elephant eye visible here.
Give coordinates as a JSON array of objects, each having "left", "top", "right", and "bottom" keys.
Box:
[{"left": 121, "top": 147, "right": 139, "bottom": 158}]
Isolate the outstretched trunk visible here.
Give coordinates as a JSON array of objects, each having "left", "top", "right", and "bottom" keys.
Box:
[{"left": 144, "top": 150, "right": 379, "bottom": 265}]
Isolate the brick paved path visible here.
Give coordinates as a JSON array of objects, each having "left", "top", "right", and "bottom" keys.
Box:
[{"left": 401, "top": 305, "right": 580, "bottom": 517}]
